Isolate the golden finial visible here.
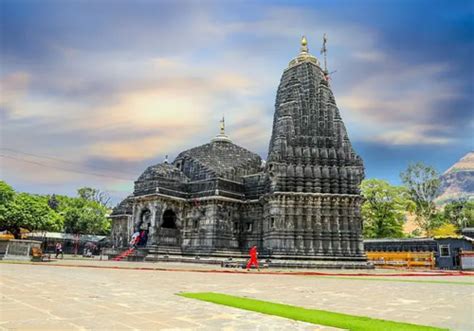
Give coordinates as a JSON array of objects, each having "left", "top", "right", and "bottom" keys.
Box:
[
  {"left": 288, "top": 35, "right": 321, "bottom": 68},
  {"left": 300, "top": 35, "right": 308, "bottom": 54},
  {"left": 220, "top": 116, "right": 225, "bottom": 134},
  {"left": 301, "top": 35, "right": 307, "bottom": 46},
  {"left": 211, "top": 115, "right": 232, "bottom": 143}
]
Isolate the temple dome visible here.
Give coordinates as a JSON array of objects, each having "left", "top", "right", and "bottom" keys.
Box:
[
  {"left": 136, "top": 163, "right": 189, "bottom": 182},
  {"left": 173, "top": 117, "right": 262, "bottom": 182},
  {"left": 174, "top": 139, "right": 262, "bottom": 182},
  {"left": 133, "top": 163, "right": 190, "bottom": 196}
]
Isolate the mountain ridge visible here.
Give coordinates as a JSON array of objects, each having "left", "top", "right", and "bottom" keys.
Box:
[{"left": 436, "top": 151, "right": 474, "bottom": 205}]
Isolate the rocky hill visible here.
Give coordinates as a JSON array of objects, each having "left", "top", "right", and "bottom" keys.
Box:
[{"left": 436, "top": 151, "right": 474, "bottom": 205}]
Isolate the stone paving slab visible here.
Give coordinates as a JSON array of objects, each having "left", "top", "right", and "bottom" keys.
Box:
[
  {"left": 9, "top": 257, "right": 473, "bottom": 276},
  {"left": 0, "top": 263, "right": 337, "bottom": 331},
  {"left": 1, "top": 261, "right": 473, "bottom": 330}
]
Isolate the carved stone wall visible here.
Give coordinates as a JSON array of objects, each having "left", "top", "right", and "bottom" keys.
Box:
[
  {"left": 262, "top": 194, "right": 364, "bottom": 258},
  {"left": 110, "top": 216, "right": 130, "bottom": 248},
  {"left": 238, "top": 202, "right": 264, "bottom": 250}
]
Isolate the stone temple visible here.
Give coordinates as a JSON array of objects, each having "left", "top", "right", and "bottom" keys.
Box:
[{"left": 110, "top": 37, "right": 368, "bottom": 268}]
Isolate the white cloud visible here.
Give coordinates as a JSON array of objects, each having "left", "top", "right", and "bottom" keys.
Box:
[
  {"left": 338, "top": 62, "right": 461, "bottom": 145},
  {"left": 1, "top": 2, "right": 470, "bottom": 201}
]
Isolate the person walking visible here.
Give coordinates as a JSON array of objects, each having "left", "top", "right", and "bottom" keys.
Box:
[
  {"left": 246, "top": 245, "right": 259, "bottom": 271},
  {"left": 55, "top": 242, "right": 63, "bottom": 259}
]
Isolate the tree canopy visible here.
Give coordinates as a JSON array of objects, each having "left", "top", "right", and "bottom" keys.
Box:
[
  {"left": 443, "top": 200, "right": 474, "bottom": 230},
  {"left": 0, "top": 183, "right": 62, "bottom": 238},
  {"left": 0, "top": 181, "right": 111, "bottom": 238},
  {"left": 400, "top": 162, "right": 441, "bottom": 236},
  {"left": 432, "top": 223, "right": 458, "bottom": 237},
  {"left": 360, "top": 179, "right": 414, "bottom": 239},
  {"left": 63, "top": 197, "right": 110, "bottom": 235},
  {"left": 77, "top": 187, "right": 111, "bottom": 207}
]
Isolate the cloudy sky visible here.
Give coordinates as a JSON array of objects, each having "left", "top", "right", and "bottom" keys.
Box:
[{"left": 1, "top": 0, "right": 473, "bottom": 204}]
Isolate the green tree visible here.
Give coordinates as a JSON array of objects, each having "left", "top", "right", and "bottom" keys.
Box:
[
  {"left": 77, "top": 187, "right": 111, "bottom": 207},
  {"left": 432, "top": 223, "right": 458, "bottom": 237},
  {"left": 444, "top": 200, "right": 474, "bottom": 230},
  {"left": 400, "top": 162, "right": 441, "bottom": 236},
  {"left": 0, "top": 181, "right": 110, "bottom": 237},
  {"left": 0, "top": 180, "right": 15, "bottom": 206},
  {"left": 1, "top": 192, "right": 62, "bottom": 238},
  {"left": 47, "top": 194, "right": 59, "bottom": 211},
  {"left": 0, "top": 181, "right": 16, "bottom": 227},
  {"left": 360, "top": 179, "right": 414, "bottom": 239},
  {"left": 63, "top": 189, "right": 110, "bottom": 235}
]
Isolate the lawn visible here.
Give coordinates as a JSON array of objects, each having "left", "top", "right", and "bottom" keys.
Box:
[{"left": 179, "top": 292, "right": 448, "bottom": 331}]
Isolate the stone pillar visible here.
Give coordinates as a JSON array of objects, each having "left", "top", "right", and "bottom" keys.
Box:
[
  {"left": 146, "top": 203, "right": 156, "bottom": 246},
  {"left": 286, "top": 200, "right": 295, "bottom": 252},
  {"left": 331, "top": 197, "right": 342, "bottom": 255},
  {"left": 320, "top": 197, "right": 329, "bottom": 254},
  {"left": 314, "top": 197, "right": 322, "bottom": 255},
  {"left": 304, "top": 199, "right": 314, "bottom": 255},
  {"left": 295, "top": 197, "right": 304, "bottom": 252},
  {"left": 348, "top": 198, "right": 357, "bottom": 255},
  {"left": 355, "top": 198, "right": 364, "bottom": 256},
  {"left": 340, "top": 197, "right": 350, "bottom": 255}
]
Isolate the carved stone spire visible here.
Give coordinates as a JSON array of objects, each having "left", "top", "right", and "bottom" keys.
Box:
[{"left": 266, "top": 35, "right": 364, "bottom": 195}]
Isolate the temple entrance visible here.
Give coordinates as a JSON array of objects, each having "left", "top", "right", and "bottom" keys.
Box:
[
  {"left": 162, "top": 210, "right": 177, "bottom": 229},
  {"left": 134, "top": 209, "right": 151, "bottom": 247},
  {"left": 158, "top": 209, "right": 180, "bottom": 246}
]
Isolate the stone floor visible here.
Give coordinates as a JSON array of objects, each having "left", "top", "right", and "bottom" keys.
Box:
[{"left": 0, "top": 260, "right": 473, "bottom": 330}]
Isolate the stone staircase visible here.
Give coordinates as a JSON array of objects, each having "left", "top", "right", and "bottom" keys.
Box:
[
  {"left": 107, "top": 245, "right": 373, "bottom": 269},
  {"left": 144, "top": 245, "right": 248, "bottom": 265}
]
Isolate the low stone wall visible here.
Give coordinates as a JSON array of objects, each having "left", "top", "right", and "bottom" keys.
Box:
[
  {"left": 3, "top": 239, "right": 42, "bottom": 261},
  {"left": 0, "top": 239, "right": 10, "bottom": 258}
]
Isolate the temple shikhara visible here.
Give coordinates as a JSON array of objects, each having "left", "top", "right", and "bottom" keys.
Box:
[{"left": 111, "top": 36, "right": 368, "bottom": 268}]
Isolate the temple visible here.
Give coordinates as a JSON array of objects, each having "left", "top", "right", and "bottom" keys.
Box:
[{"left": 110, "top": 36, "right": 368, "bottom": 268}]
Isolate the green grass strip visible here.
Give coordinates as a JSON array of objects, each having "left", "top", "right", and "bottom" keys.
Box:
[
  {"left": 179, "top": 292, "right": 447, "bottom": 331},
  {"left": 311, "top": 275, "right": 474, "bottom": 285}
]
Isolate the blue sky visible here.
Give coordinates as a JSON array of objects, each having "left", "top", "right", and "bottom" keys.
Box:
[{"left": 1, "top": 0, "right": 473, "bottom": 204}]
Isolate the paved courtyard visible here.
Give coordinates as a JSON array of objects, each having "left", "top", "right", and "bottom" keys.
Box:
[{"left": 1, "top": 260, "right": 473, "bottom": 330}]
